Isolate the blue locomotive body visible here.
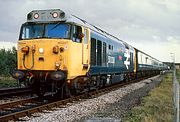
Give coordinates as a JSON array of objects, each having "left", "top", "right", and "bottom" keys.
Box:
[{"left": 88, "top": 30, "right": 135, "bottom": 76}]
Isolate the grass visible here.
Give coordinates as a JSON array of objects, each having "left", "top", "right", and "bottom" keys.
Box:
[
  {"left": 123, "top": 73, "right": 174, "bottom": 122},
  {"left": 0, "top": 76, "right": 17, "bottom": 88},
  {"left": 176, "top": 69, "right": 180, "bottom": 82}
]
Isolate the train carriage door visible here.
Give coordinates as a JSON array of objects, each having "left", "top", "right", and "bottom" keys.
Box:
[{"left": 82, "top": 28, "right": 89, "bottom": 68}]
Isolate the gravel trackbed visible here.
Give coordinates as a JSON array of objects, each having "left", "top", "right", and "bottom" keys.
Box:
[{"left": 16, "top": 75, "right": 164, "bottom": 122}]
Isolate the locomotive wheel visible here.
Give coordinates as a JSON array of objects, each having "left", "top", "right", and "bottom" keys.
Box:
[
  {"left": 56, "top": 82, "right": 71, "bottom": 98},
  {"left": 37, "top": 84, "right": 46, "bottom": 97},
  {"left": 32, "top": 80, "right": 46, "bottom": 97},
  {"left": 27, "top": 77, "right": 35, "bottom": 86},
  {"left": 25, "top": 77, "right": 35, "bottom": 87},
  {"left": 70, "top": 87, "right": 78, "bottom": 96}
]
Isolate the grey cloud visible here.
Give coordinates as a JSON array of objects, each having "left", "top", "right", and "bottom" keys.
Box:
[{"left": 0, "top": 0, "right": 179, "bottom": 44}]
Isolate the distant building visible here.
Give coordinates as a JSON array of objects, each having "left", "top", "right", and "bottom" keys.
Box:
[
  {"left": 163, "top": 62, "right": 173, "bottom": 69},
  {"left": 164, "top": 62, "right": 180, "bottom": 70},
  {"left": 175, "top": 63, "right": 180, "bottom": 69}
]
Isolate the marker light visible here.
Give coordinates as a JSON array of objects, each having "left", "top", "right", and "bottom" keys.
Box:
[
  {"left": 39, "top": 48, "right": 44, "bottom": 54},
  {"left": 52, "top": 12, "right": 58, "bottom": 18},
  {"left": 34, "top": 13, "right": 39, "bottom": 19},
  {"left": 55, "top": 62, "right": 60, "bottom": 69},
  {"left": 55, "top": 62, "right": 60, "bottom": 67},
  {"left": 53, "top": 46, "right": 59, "bottom": 54},
  {"left": 60, "top": 47, "right": 64, "bottom": 53}
]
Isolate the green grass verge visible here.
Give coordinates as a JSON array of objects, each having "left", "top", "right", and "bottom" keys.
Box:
[
  {"left": 123, "top": 73, "right": 174, "bottom": 122},
  {"left": 0, "top": 76, "right": 17, "bottom": 88}
]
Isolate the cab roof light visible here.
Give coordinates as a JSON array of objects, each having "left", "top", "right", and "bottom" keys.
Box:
[
  {"left": 27, "top": 9, "right": 67, "bottom": 22},
  {"left": 52, "top": 12, "right": 58, "bottom": 18},
  {"left": 34, "top": 13, "right": 39, "bottom": 19},
  {"left": 52, "top": 12, "right": 65, "bottom": 18}
]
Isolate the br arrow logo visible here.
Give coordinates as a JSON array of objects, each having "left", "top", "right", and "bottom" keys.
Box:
[{"left": 124, "top": 49, "right": 130, "bottom": 69}]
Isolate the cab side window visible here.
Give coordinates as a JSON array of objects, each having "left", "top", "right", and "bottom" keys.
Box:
[
  {"left": 72, "top": 25, "right": 83, "bottom": 43},
  {"left": 84, "top": 29, "right": 88, "bottom": 44}
]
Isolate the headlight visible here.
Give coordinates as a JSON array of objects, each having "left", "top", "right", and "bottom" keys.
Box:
[
  {"left": 52, "top": 12, "right": 58, "bottom": 18},
  {"left": 34, "top": 13, "right": 39, "bottom": 19},
  {"left": 39, "top": 48, "right": 44, "bottom": 54}
]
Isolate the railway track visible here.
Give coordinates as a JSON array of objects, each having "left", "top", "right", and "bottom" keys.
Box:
[
  {"left": 0, "top": 75, "right": 157, "bottom": 122},
  {"left": 0, "top": 87, "right": 33, "bottom": 98}
]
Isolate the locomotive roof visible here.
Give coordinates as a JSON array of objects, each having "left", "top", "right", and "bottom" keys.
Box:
[
  {"left": 27, "top": 9, "right": 164, "bottom": 64},
  {"left": 135, "top": 48, "right": 164, "bottom": 63},
  {"left": 27, "top": 9, "right": 133, "bottom": 49}
]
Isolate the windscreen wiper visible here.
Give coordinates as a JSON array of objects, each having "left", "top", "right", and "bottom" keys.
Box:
[{"left": 50, "top": 23, "right": 61, "bottom": 30}]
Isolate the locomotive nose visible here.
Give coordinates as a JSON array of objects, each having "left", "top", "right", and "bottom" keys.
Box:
[{"left": 18, "top": 39, "right": 68, "bottom": 71}]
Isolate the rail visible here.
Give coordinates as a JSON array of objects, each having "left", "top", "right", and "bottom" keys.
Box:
[{"left": 0, "top": 87, "right": 33, "bottom": 98}]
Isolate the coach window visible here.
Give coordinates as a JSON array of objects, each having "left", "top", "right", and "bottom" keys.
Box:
[
  {"left": 72, "top": 25, "right": 83, "bottom": 43},
  {"left": 145, "top": 57, "right": 148, "bottom": 64},
  {"left": 109, "top": 44, "right": 111, "bottom": 50},
  {"left": 108, "top": 44, "right": 113, "bottom": 51},
  {"left": 141, "top": 54, "right": 143, "bottom": 64}
]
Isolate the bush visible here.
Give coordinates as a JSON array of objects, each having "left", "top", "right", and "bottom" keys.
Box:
[{"left": 0, "top": 47, "right": 17, "bottom": 76}]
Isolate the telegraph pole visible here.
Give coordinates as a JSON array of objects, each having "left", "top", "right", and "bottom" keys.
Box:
[{"left": 170, "top": 53, "right": 179, "bottom": 122}]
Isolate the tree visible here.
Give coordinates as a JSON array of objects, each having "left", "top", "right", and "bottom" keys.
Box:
[{"left": 0, "top": 47, "right": 17, "bottom": 76}]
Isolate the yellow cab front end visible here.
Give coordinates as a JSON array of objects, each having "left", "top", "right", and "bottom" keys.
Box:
[
  {"left": 17, "top": 35, "right": 90, "bottom": 82},
  {"left": 17, "top": 39, "right": 69, "bottom": 80}
]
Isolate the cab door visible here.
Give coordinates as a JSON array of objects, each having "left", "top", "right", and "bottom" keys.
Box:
[{"left": 82, "top": 28, "right": 89, "bottom": 68}]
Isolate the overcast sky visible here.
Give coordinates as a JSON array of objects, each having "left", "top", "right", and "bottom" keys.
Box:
[{"left": 0, "top": 0, "right": 180, "bottom": 62}]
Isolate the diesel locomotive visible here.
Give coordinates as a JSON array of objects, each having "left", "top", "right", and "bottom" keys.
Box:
[{"left": 12, "top": 9, "right": 168, "bottom": 97}]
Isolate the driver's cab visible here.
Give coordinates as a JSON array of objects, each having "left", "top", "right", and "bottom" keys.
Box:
[
  {"left": 67, "top": 24, "right": 90, "bottom": 78},
  {"left": 71, "top": 25, "right": 84, "bottom": 43}
]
